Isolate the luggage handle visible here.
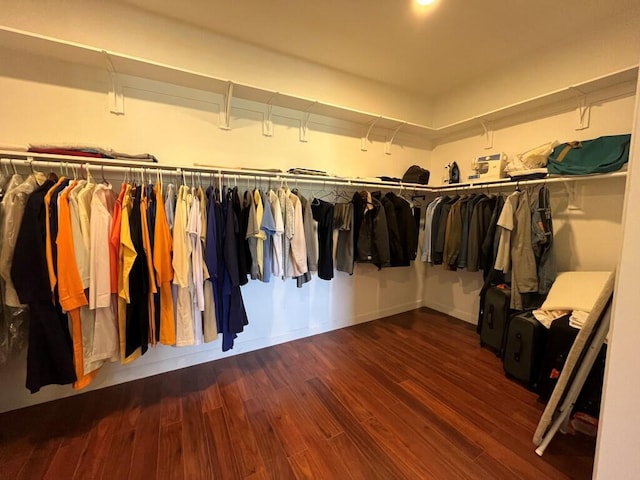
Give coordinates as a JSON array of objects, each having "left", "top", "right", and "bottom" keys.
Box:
[
  {"left": 487, "top": 305, "right": 494, "bottom": 329},
  {"left": 514, "top": 332, "right": 522, "bottom": 362}
]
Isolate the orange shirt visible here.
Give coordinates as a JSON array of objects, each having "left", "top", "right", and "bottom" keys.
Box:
[
  {"left": 57, "top": 183, "right": 98, "bottom": 389},
  {"left": 109, "top": 183, "right": 126, "bottom": 295},
  {"left": 44, "top": 176, "right": 67, "bottom": 294},
  {"left": 153, "top": 182, "right": 176, "bottom": 346}
]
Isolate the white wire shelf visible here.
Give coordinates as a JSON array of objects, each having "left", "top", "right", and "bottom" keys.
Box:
[
  {"left": 0, "top": 150, "right": 628, "bottom": 193},
  {"left": 0, "top": 26, "right": 637, "bottom": 144}
]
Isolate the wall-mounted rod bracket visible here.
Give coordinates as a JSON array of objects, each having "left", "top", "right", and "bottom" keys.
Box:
[
  {"left": 569, "top": 86, "right": 591, "bottom": 131},
  {"left": 263, "top": 92, "right": 279, "bottom": 137},
  {"left": 102, "top": 51, "right": 124, "bottom": 115},
  {"left": 361, "top": 116, "right": 382, "bottom": 151},
  {"left": 563, "top": 180, "right": 583, "bottom": 211},
  {"left": 384, "top": 122, "right": 405, "bottom": 155},
  {"left": 219, "top": 81, "right": 234, "bottom": 130},
  {"left": 576, "top": 95, "right": 591, "bottom": 131},
  {"left": 300, "top": 101, "right": 318, "bottom": 142},
  {"left": 480, "top": 121, "right": 493, "bottom": 149}
]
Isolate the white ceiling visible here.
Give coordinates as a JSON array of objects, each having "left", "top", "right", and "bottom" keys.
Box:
[{"left": 115, "top": 0, "right": 639, "bottom": 97}]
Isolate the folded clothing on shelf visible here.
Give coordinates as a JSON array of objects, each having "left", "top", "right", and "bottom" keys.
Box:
[
  {"left": 506, "top": 141, "right": 557, "bottom": 174},
  {"left": 508, "top": 168, "right": 549, "bottom": 181},
  {"left": 109, "top": 151, "right": 158, "bottom": 162},
  {"left": 287, "top": 167, "right": 328, "bottom": 176},
  {"left": 28, "top": 144, "right": 158, "bottom": 162},
  {"left": 0, "top": 143, "right": 29, "bottom": 152},
  {"left": 29, "top": 147, "right": 108, "bottom": 158}
]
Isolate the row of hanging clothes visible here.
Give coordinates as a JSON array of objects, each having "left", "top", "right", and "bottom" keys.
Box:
[
  {"left": 229, "top": 183, "right": 421, "bottom": 279},
  {"left": 1, "top": 164, "right": 254, "bottom": 394},
  {"left": 0, "top": 161, "right": 424, "bottom": 394},
  {"left": 421, "top": 184, "right": 557, "bottom": 310},
  {"left": 352, "top": 190, "right": 421, "bottom": 269}
]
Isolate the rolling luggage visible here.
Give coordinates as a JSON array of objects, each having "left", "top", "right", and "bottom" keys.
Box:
[
  {"left": 503, "top": 311, "right": 548, "bottom": 388},
  {"left": 536, "top": 314, "right": 574, "bottom": 401},
  {"left": 536, "top": 314, "right": 607, "bottom": 418},
  {"left": 480, "top": 285, "right": 512, "bottom": 356}
]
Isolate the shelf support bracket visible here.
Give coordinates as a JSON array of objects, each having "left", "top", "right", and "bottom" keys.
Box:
[
  {"left": 361, "top": 116, "right": 381, "bottom": 151},
  {"left": 220, "top": 81, "right": 234, "bottom": 130},
  {"left": 480, "top": 121, "right": 493, "bottom": 149},
  {"left": 300, "top": 101, "right": 317, "bottom": 142},
  {"left": 563, "top": 180, "right": 583, "bottom": 211},
  {"left": 576, "top": 95, "right": 591, "bottom": 131},
  {"left": 263, "top": 92, "right": 278, "bottom": 137},
  {"left": 385, "top": 122, "right": 405, "bottom": 155},
  {"left": 102, "top": 51, "right": 124, "bottom": 115}
]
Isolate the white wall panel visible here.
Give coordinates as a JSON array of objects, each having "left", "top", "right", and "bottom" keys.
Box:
[
  {"left": 0, "top": 0, "right": 432, "bottom": 125},
  {"left": 423, "top": 96, "right": 634, "bottom": 324},
  {"left": 0, "top": 50, "right": 428, "bottom": 413},
  {"left": 594, "top": 68, "right": 640, "bottom": 480},
  {"left": 431, "top": 9, "right": 640, "bottom": 127}
]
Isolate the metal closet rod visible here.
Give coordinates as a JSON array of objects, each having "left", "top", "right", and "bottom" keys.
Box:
[
  {"left": 0, "top": 153, "right": 626, "bottom": 194},
  {"left": 435, "top": 170, "right": 627, "bottom": 193},
  {"left": 0, "top": 156, "right": 427, "bottom": 192}
]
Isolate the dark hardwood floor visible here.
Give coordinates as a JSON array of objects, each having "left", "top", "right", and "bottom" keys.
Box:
[{"left": 0, "top": 308, "right": 595, "bottom": 479}]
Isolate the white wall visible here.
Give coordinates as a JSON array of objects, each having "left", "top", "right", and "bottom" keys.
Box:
[
  {"left": 594, "top": 68, "right": 640, "bottom": 480},
  {"left": 423, "top": 94, "right": 634, "bottom": 323},
  {"left": 431, "top": 6, "right": 640, "bottom": 127},
  {"left": 0, "top": 46, "right": 429, "bottom": 413},
  {"left": 0, "top": 0, "right": 638, "bottom": 426},
  {"left": 0, "top": 0, "right": 432, "bottom": 125}
]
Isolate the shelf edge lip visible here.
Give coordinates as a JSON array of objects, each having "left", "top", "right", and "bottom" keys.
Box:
[
  {"left": 0, "top": 150, "right": 627, "bottom": 194},
  {"left": 1, "top": 26, "right": 636, "bottom": 141}
]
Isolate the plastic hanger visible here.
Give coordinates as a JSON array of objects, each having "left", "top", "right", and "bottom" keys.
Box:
[
  {"left": 334, "top": 189, "right": 352, "bottom": 202},
  {"left": 100, "top": 165, "right": 109, "bottom": 185}
]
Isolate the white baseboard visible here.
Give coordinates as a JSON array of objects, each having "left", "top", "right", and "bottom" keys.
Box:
[
  {"left": 422, "top": 299, "right": 478, "bottom": 325},
  {"left": 0, "top": 300, "right": 423, "bottom": 413},
  {"left": 353, "top": 300, "right": 424, "bottom": 323},
  {"left": 114, "top": 299, "right": 424, "bottom": 380}
]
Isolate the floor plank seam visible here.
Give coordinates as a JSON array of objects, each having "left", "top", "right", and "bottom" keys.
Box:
[{"left": 0, "top": 308, "right": 595, "bottom": 480}]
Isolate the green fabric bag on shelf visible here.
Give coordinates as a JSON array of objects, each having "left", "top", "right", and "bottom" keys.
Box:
[{"left": 547, "top": 134, "right": 631, "bottom": 175}]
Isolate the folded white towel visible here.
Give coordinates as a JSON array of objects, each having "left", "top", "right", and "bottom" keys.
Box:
[
  {"left": 569, "top": 310, "right": 590, "bottom": 328},
  {"left": 533, "top": 309, "right": 570, "bottom": 329}
]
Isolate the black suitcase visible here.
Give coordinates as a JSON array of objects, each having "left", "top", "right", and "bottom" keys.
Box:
[
  {"left": 480, "top": 286, "right": 512, "bottom": 356},
  {"left": 536, "top": 315, "right": 607, "bottom": 418},
  {"left": 503, "top": 311, "right": 548, "bottom": 388}
]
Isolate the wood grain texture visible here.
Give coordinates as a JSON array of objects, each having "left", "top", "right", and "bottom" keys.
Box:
[
  {"left": 180, "top": 373, "right": 214, "bottom": 479},
  {"left": 203, "top": 408, "right": 241, "bottom": 480},
  {"left": 0, "top": 308, "right": 596, "bottom": 479},
  {"left": 157, "top": 422, "right": 185, "bottom": 480}
]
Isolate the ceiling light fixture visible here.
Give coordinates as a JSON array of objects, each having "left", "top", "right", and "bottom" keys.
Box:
[{"left": 412, "top": 0, "right": 438, "bottom": 17}]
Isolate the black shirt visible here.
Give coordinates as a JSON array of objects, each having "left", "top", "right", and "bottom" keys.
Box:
[
  {"left": 126, "top": 185, "right": 150, "bottom": 357},
  {"left": 311, "top": 198, "right": 334, "bottom": 280},
  {"left": 12, "top": 179, "right": 77, "bottom": 393}
]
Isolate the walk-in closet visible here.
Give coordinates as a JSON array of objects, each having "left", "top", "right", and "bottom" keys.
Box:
[{"left": 0, "top": 1, "right": 639, "bottom": 479}]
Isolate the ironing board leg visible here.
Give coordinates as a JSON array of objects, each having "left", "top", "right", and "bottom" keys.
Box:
[{"left": 535, "top": 309, "right": 611, "bottom": 456}]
